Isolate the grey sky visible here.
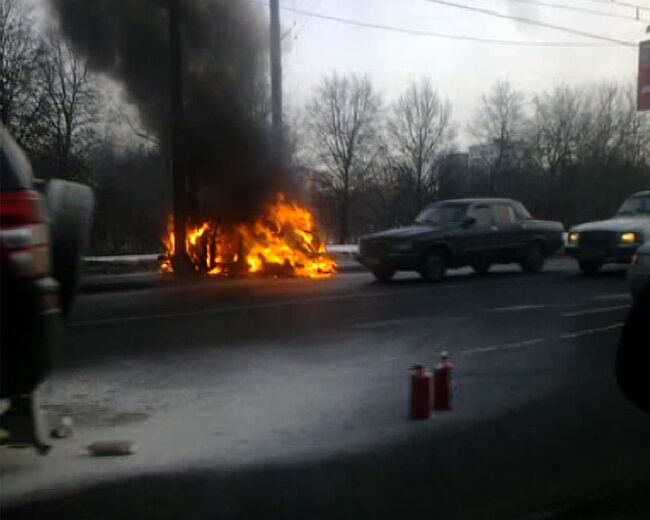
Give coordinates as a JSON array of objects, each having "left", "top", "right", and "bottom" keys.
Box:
[
  {"left": 31, "top": 0, "right": 650, "bottom": 146},
  {"left": 270, "top": 0, "right": 649, "bottom": 142}
]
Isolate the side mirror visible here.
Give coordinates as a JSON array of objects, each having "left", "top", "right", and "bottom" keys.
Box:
[{"left": 462, "top": 217, "right": 476, "bottom": 229}]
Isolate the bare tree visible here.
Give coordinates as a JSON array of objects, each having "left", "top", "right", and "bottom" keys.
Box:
[
  {"left": 39, "top": 32, "right": 100, "bottom": 180},
  {"left": 305, "top": 73, "right": 381, "bottom": 243},
  {"left": 528, "top": 84, "right": 582, "bottom": 212},
  {"left": 468, "top": 80, "right": 526, "bottom": 194},
  {"left": 386, "top": 79, "right": 454, "bottom": 212},
  {"left": 570, "top": 83, "right": 650, "bottom": 165},
  {"left": 0, "top": 0, "right": 48, "bottom": 148},
  {"left": 617, "top": 86, "right": 650, "bottom": 166}
]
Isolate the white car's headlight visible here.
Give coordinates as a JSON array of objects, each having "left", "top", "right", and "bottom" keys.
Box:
[
  {"left": 620, "top": 232, "right": 639, "bottom": 244},
  {"left": 568, "top": 232, "right": 580, "bottom": 245},
  {"left": 392, "top": 240, "right": 414, "bottom": 252}
]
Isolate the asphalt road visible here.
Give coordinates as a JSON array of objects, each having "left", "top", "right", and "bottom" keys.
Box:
[{"left": 2, "top": 258, "right": 649, "bottom": 519}]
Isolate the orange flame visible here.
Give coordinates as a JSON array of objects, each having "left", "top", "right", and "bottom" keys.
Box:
[{"left": 161, "top": 194, "right": 337, "bottom": 279}]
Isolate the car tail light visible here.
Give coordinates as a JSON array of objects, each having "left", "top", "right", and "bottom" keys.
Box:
[{"left": 0, "top": 190, "right": 50, "bottom": 278}]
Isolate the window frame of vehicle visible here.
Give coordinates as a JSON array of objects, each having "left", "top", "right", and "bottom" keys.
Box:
[
  {"left": 460, "top": 202, "right": 500, "bottom": 261},
  {"left": 467, "top": 203, "right": 495, "bottom": 228},
  {"left": 491, "top": 201, "right": 525, "bottom": 259},
  {"left": 617, "top": 194, "right": 650, "bottom": 217}
]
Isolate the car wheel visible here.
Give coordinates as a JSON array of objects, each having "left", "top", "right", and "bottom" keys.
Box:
[
  {"left": 521, "top": 243, "right": 545, "bottom": 273},
  {"left": 471, "top": 262, "right": 491, "bottom": 275},
  {"left": 421, "top": 249, "right": 447, "bottom": 282},
  {"left": 371, "top": 265, "right": 394, "bottom": 283},
  {"left": 578, "top": 260, "right": 602, "bottom": 275},
  {"left": 45, "top": 180, "right": 95, "bottom": 315}
]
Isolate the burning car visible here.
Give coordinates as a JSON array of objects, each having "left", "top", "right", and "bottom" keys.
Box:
[{"left": 161, "top": 194, "right": 337, "bottom": 279}]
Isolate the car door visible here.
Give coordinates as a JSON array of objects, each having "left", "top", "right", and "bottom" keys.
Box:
[
  {"left": 460, "top": 203, "right": 499, "bottom": 263},
  {"left": 492, "top": 202, "right": 520, "bottom": 261}
]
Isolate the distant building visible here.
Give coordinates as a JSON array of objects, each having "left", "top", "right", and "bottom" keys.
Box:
[
  {"left": 468, "top": 140, "right": 527, "bottom": 169},
  {"left": 442, "top": 151, "right": 469, "bottom": 169}
]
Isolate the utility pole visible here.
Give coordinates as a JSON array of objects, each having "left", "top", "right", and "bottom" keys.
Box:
[
  {"left": 269, "top": 0, "right": 283, "bottom": 164},
  {"left": 168, "top": 0, "right": 189, "bottom": 273}
]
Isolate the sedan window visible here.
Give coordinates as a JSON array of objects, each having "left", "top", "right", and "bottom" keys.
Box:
[
  {"left": 493, "top": 203, "right": 518, "bottom": 225},
  {"left": 468, "top": 204, "right": 494, "bottom": 227},
  {"left": 414, "top": 203, "right": 468, "bottom": 226}
]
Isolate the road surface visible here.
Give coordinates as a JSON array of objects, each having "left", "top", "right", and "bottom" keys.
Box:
[{"left": 1, "top": 259, "right": 649, "bottom": 519}]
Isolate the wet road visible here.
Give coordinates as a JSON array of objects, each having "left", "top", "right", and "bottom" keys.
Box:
[{"left": 2, "top": 259, "right": 649, "bottom": 519}]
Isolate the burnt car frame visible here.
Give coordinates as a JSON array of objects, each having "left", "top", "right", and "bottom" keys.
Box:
[
  {"left": 566, "top": 191, "right": 650, "bottom": 275},
  {"left": 357, "top": 198, "right": 564, "bottom": 282}
]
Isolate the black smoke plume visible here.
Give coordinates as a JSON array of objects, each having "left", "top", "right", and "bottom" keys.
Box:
[{"left": 47, "top": 0, "right": 293, "bottom": 222}]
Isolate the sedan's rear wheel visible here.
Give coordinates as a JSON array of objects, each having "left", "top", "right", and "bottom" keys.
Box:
[
  {"left": 372, "top": 265, "right": 395, "bottom": 283},
  {"left": 420, "top": 250, "right": 447, "bottom": 282},
  {"left": 521, "top": 243, "right": 545, "bottom": 273},
  {"left": 579, "top": 260, "right": 602, "bottom": 275}
]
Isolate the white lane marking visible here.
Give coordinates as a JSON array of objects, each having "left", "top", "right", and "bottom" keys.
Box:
[
  {"left": 590, "top": 293, "right": 631, "bottom": 302},
  {"left": 354, "top": 315, "right": 469, "bottom": 330},
  {"left": 559, "top": 322, "right": 624, "bottom": 339},
  {"left": 462, "top": 322, "right": 624, "bottom": 355},
  {"left": 462, "top": 337, "right": 546, "bottom": 355},
  {"left": 563, "top": 305, "right": 630, "bottom": 318},
  {"left": 488, "top": 304, "right": 551, "bottom": 313},
  {"left": 70, "top": 278, "right": 527, "bottom": 328}
]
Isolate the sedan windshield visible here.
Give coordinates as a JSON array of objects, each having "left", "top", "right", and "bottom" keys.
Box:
[
  {"left": 617, "top": 195, "right": 650, "bottom": 216},
  {"left": 414, "top": 203, "right": 468, "bottom": 226}
]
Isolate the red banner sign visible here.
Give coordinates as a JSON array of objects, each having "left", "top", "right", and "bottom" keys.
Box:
[{"left": 639, "top": 40, "right": 650, "bottom": 111}]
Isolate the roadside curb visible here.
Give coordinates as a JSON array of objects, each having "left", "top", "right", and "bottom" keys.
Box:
[{"left": 80, "top": 262, "right": 367, "bottom": 294}]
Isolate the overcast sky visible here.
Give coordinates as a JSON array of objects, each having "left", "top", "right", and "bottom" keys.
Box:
[{"left": 265, "top": 0, "right": 649, "bottom": 143}]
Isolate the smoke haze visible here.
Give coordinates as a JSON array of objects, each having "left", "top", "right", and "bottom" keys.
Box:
[{"left": 47, "top": 0, "right": 294, "bottom": 221}]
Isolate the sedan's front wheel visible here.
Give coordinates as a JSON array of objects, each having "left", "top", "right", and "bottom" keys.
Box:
[{"left": 420, "top": 250, "right": 447, "bottom": 282}]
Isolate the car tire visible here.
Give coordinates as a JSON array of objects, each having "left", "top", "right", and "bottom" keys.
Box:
[
  {"left": 371, "top": 265, "right": 395, "bottom": 283},
  {"left": 420, "top": 249, "right": 447, "bottom": 282},
  {"left": 579, "top": 260, "right": 602, "bottom": 275},
  {"left": 45, "top": 180, "right": 95, "bottom": 315},
  {"left": 471, "top": 262, "right": 491, "bottom": 275},
  {"left": 520, "top": 242, "right": 545, "bottom": 273}
]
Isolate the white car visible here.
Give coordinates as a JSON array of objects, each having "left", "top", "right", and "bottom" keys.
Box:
[
  {"left": 628, "top": 242, "right": 650, "bottom": 302},
  {"left": 566, "top": 191, "right": 650, "bottom": 275}
]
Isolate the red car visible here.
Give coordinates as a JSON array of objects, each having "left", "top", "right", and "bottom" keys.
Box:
[{"left": 0, "top": 126, "right": 94, "bottom": 452}]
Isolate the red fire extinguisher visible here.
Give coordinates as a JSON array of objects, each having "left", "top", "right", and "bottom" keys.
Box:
[
  {"left": 433, "top": 351, "right": 453, "bottom": 411},
  {"left": 410, "top": 364, "right": 433, "bottom": 420}
]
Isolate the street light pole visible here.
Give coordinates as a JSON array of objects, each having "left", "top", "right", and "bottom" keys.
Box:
[
  {"left": 168, "top": 0, "right": 189, "bottom": 273},
  {"left": 269, "top": 0, "right": 283, "bottom": 164}
]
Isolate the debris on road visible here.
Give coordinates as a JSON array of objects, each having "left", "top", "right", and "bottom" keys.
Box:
[{"left": 88, "top": 441, "right": 137, "bottom": 457}]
